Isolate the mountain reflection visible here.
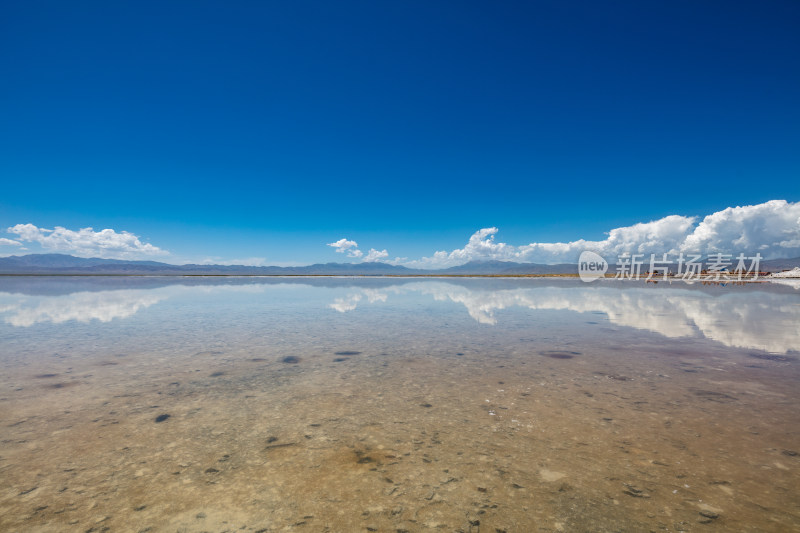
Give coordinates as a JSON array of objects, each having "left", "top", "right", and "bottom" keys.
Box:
[{"left": 329, "top": 281, "right": 800, "bottom": 353}]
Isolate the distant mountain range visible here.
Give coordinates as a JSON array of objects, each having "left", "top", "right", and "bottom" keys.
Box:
[
  {"left": 0, "top": 254, "right": 798, "bottom": 276},
  {"left": 0, "top": 254, "right": 576, "bottom": 275}
]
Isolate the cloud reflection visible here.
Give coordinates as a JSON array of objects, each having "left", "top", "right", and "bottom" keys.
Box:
[
  {"left": 0, "top": 290, "right": 166, "bottom": 327},
  {"left": 0, "top": 278, "right": 795, "bottom": 354},
  {"left": 330, "top": 282, "right": 800, "bottom": 353}
]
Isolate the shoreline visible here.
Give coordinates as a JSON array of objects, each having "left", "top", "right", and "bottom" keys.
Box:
[
  {"left": 0, "top": 273, "right": 581, "bottom": 278},
  {"left": 0, "top": 273, "right": 790, "bottom": 281}
]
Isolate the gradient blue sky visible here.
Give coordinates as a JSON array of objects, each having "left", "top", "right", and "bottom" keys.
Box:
[{"left": 1, "top": 1, "right": 798, "bottom": 265}]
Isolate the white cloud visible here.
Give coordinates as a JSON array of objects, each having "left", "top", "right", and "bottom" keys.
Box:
[
  {"left": 7, "top": 224, "right": 168, "bottom": 259},
  {"left": 363, "top": 248, "right": 389, "bottom": 262},
  {"left": 0, "top": 238, "right": 22, "bottom": 246},
  {"left": 327, "top": 238, "right": 363, "bottom": 257},
  {"left": 405, "top": 200, "right": 800, "bottom": 268},
  {"left": 327, "top": 238, "right": 391, "bottom": 262},
  {"left": 680, "top": 200, "right": 800, "bottom": 256}
]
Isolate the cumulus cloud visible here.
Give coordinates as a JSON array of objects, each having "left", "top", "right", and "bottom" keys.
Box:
[
  {"left": 0, "top": 238, "right": 22, "bottom": 246},
  {"left": 327, "top": 238, "right": 363, "bottom": 257},
  {"left": 363, "top": 248, "right": 389, "bottom": 262},
  {"left": 680, "top": 200, "right": 800, "bottom": 256},
  {"left": 327, "top": 238, "right": 392, "bottom": 262},
  {"left": 405, "top": 200, "right": 800, "bottom": 268},
  {"left": 7, "top": 224, "right": 167, "bottom": 259}
]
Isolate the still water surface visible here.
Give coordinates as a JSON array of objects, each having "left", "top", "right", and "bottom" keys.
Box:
[{"left": 1, "top": 277, "right": 798, "bottom": 532}]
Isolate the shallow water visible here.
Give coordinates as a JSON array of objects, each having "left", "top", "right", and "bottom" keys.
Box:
[{"left": 0, "top": 276, "right": 798, "bottom": 532}]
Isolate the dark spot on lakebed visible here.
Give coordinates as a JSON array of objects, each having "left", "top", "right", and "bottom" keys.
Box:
[
  {"left": 210, "top": 371, "right": 225, "bottom": 377},
  {"left": 354, "top": 450, "right": 375, "bottom": 464},
  {"left": 334, "top": 351, "right": 362, "bottom": 356},
  {"left": 594, "top": 372, "right": 632, "bottom": 381},
  {"left": 749, "top": 353, "right": 793, "bottom": 362},
  {"left": 281, "top": 356, "right": 300, "bottom": 364},
  {"left": 46, "top": 382, "right": 79, "bottom": 389},
  {"left": 34, "top": 374, "right": 58, "bottom": 379},
  {"left": 195, "top": 350, "right": 224, "bottom": 356},
  {"left": 154, "top": 414, "right": 171, "bottom": 423},
  {"left": 692, "top": 389, "right": 738, "bottom": 403},
  {"left": 420, "top": 403, "right": 433, "bottom": 408},
  {"left": 333, "top": 358, "right": 348, "bottom": 362},
  {"left": 539, "top": 350, "right": 581, "bottom": 359}
]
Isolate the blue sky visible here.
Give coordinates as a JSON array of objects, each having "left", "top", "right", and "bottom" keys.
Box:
[{"left": 1, "top": 1, "right": 799, "bottom": 265}]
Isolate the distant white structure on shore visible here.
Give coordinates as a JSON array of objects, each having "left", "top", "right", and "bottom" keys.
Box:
[{"left": 769, "top": 267, "right": 800, "bottom": 278}]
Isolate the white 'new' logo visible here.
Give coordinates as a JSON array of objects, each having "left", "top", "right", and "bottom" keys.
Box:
[{"left": 578, "top": 251, "right": 608, "bottom": 282}]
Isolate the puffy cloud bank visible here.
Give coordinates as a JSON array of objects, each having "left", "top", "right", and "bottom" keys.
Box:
[
  {"left": 407, "top": 200, "right": 800, "bottom": 268},
  {"left": 7, "top": 224, "right": 167, "bottom": 259}
]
